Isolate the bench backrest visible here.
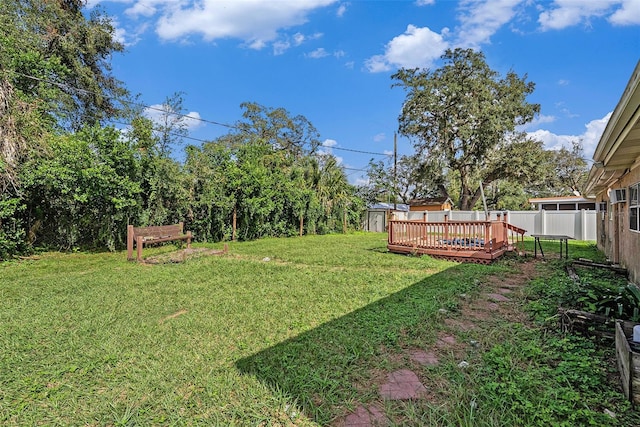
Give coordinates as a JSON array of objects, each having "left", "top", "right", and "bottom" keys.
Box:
[{"left": 132, "top": 222, "right": 184, "bottom": 239}]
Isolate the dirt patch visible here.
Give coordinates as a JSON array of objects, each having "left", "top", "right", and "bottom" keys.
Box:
[{"left": 142, "top": 246, "right": 228, "bottom": 264}]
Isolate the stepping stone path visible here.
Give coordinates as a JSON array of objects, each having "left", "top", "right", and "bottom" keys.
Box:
[
  {"left": 337, "top": 260, "right": 537, "bottom": 426},
  {"left": 408, "top": 349, "right": 439, "bottom": 366},
  {"left": 379, "top": 369, "right": 427, "bottom": 400},
  {"left": 343, "top": 405, "right": 388, "bottom": 427}
]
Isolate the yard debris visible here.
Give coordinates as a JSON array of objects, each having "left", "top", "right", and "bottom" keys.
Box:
[
  {"left": 458, "top": 360, "right": 470, "bottom": 369},
  {"left": 159, "top": 309, "right": 188, "bottom": 324}
]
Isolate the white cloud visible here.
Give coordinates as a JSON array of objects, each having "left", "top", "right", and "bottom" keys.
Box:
[
  {"left": 354, "top": 177, "right": 370, "bottom": 186},
  {"left": 365, "top": 24, "right": 449, "bottom": 72},
  {"left": 182, "top": 111, "right": 204, "bottom": 131},
  {"left": 416, "top": 0, "right": 435, "bottom": 5},
  {"left": 373, "top": 133, "right": 386, "bottom": 142},
  {"left": 609, "top": 0, "right": 640, "bottom": 25},
  {"left": 307, "top": 48, "right": 330, "bottom": 58},
  {"left": 273, "top": 32, "right": 322, "bottom": 55},
  {"left": 383, "top": 150, "right": 394, "bottom": 156},
  {"left": 145, "top": 104, "right": 204, "bottom": 132},
  {"left": 538, "top": 0, "right": 619, "bottom": 30},
  {"left": 318, "top": 139, "right": 343, "bottom": 163},
  {"left": 144, "top": 0, "right": 336, "bottom": 48},
  {"left": 306, "top": 47, "right": 345, "bottom": 59},
  {"left": 527, "top": 112, "right": 612, "bottom": 160},
  {"left": 273, "top": 40, "right": 291, "bottom": 55},
  {"left": 292, "top": 32, "right": 323, "bottom": 46},
  {"left": 337, "top": 3, "right": 348, "bottom": 17},
  {"left": 518, "top": 114, "right": 556, "bottom": 131},
  {"left": 557, "top": 79, "right": 570, "bottom": 86},
  {"left": 582, "top": 113, "right": 612, "bottom": 157},
  {"left": 293, "top": 32, "right": 306, "bottom": 46},
  {"left": 455, "top": 0, "right": 524, "bottom": 48},
  {"left": 111, "top": 18, "right": 128, "bottom": 45},
  {"left": 124, "top": 0, "right": 167, "bottom": 18},
  {"left": 322, "top": 139, "right": 338, "bottom": 147}
]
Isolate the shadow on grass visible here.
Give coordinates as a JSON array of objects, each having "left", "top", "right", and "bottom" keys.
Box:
[{"left": 236, "top": 262, "right": 492, "bottom": 424}]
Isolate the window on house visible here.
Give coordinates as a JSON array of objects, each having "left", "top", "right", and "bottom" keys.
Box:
[
  {"left": 599, "top": 202, "right": 607, "bottom": 220},
  {"left": 631, "top": 183, "right": 639, "bottom": 232}
]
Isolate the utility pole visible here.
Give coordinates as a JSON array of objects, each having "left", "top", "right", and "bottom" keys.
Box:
[{"left": 393, "top": 132, "right": 397, "bottom": 211}]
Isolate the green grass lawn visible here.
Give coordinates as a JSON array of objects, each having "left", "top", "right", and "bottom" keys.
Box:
[{"left": 0, "top": 234, "right": 634, "bottom": 425}]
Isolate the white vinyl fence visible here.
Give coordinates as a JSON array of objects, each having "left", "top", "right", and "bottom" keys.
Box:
[{"left": 367, "top": 210, "right": 597, "bottom": 241}]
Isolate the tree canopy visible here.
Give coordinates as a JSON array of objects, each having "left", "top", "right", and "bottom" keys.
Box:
[
  {"left": 0, "top": 2, "right": 365, "bottom": 259},
  {"left": 392, "top": 48, "right": 540, "bottom": 210}
]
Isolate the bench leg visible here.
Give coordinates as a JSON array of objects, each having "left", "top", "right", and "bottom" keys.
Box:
[
  {"left": 127, "top": 225, "right": 134, "bottom": 261},
  {"left": 136, "top": 236, "right": 143, "bottom": 262}
]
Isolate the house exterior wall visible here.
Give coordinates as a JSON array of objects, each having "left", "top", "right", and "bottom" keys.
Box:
[{"left": 596, "top": 165, "right": 640, "bottom": 285}]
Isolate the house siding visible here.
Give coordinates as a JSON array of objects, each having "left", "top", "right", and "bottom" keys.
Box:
[{"left": 596, "top": 165, "right": 640, "bottom": 285}]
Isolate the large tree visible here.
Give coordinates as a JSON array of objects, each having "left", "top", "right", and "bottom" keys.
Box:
[
  {"left": 546, "top": 140, "right": 589, "bottom": 197},
  {"left": 393, "top": 48, "right": 540, "bottom": 210},
  {"left": 1, "top": 0, "right": 128, "bottom": 257},
  {"left": 1, "top": 0, "right": 128, "bottom": 130},
  {"left": 366, "top": 153, "right": 446, "bottom": 204},
  {"left": 235, "top": 102, "right": 321, "bottom": 158}
]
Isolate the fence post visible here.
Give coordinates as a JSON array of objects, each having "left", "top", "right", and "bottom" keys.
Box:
[
  {"left": 444, "top": 213, "right": 449, "bottom": 248},
  {"left": 484, "top": 217, "right": 491, "bottom": 253},
  {"left": 502, "top": 211, "right": 508, "bottom": 245},
  {"left": 581, "top": 209, "right": 587, "bottom": 240},
  {"left": 423, "top": 212, "right": 428, "bottom": 222}
]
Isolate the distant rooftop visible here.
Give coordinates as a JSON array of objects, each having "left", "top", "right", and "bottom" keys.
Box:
[
  {"left": 528, "top": 196, "right": 595, "bottom": 204},
  {"left": 369, "top": 203, "right": 409, "bottom": 212}
]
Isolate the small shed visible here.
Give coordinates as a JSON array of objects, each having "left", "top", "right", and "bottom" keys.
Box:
[
  {"left": 365, "top": 203, "right": 409, "bottom": 232},
  {"left": 528, "top": 196, "right": 597, "bottom": 211},
  {"left": 409, "top": 197, "right": 453, "bottom": 212}
]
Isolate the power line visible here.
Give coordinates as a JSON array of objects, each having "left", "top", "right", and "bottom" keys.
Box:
[
  {"left": 108, "top": 120, "right": 214, "bottom": 145},
  {"left": 6, "top": 70, "right": 392, "bottom": 160},
  {"left": 328, "top": 146, "right": 391, "bottom": 156},
  {"left": 8, "top": 71, "right": 241, "bottom": 131}
]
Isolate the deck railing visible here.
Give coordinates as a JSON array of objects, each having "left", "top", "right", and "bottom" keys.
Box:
[{"left": 388, "top": 212, "right": 525, "bottom": 254}]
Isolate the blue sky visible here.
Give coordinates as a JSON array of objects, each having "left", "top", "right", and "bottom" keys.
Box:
[{"left": 89, "top": 0, "right": 640, "bottom": 184}]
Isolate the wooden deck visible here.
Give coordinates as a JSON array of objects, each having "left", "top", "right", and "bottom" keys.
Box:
[{"left": 387, "top": 212, "right": 526, "bottom": 263}]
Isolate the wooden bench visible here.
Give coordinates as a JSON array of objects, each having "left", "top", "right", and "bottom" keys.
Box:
[{"left": 127, "top": 222, "right": 192, "bottom": 261}]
